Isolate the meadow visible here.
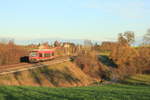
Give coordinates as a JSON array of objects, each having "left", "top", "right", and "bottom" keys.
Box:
[
  {"left": 122, "top": 74, "right": 150, "bottom": 85},
  {"left": 0, "top": 83, "right": 149, "bottom": 100}
]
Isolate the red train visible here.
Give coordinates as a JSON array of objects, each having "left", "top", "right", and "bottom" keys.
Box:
[{"left": 29, "top": 49, "right": 55, "bottom": 63}]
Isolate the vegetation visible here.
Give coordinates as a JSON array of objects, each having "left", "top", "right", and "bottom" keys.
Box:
[
  {"left": 0, "top": 41, "right": 28, "bottom": 65},
  {"left": 143, "top": 29, "right": 150, "bottom": 45},
  {"left": 121, "top": 74, "right": 150, "bottom": 85},
  {"left": 118, "top": 31, "right": 135, "bottom": 45},
  {"left": 0, "top": 83, "right": 149, "bottom": 100},
  {"left": 0, "top": 29, "right": 150, "bottom": 88},
  {"left": 0, "top": 30, "right": 150, "bottom": 100},
  {"left": 0, "top": 61, "right": 94, "bottom": 86}
]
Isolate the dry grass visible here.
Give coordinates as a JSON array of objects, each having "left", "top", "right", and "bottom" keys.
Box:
[{"left": 0, "top": 61, "right": 94, "bottom": 87}]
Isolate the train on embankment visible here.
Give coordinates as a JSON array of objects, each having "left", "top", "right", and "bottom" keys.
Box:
[{"left": 29, "top": 49, "right": 56, "bottom": 63}]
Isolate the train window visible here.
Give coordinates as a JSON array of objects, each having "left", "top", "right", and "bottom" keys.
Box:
[
  {"left": 39, "top": 53, "right": 43, "bottom": 57},
  {"left": 44, "top": 53, "right": 51, "bottom": 57},
  {"left": 30, "top": 52, "right": 37, "bottom": 57},
  {"left": 44, "top": 53, "right": 46, "bottom": 57}
]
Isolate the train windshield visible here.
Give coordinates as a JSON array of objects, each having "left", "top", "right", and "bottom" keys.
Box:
[{"left": 30, "top": 52, "right": 38, "bottom": 57}]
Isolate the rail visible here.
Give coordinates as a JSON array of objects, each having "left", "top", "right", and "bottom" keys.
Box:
[{"left": 0, "top": 57, "right": 70, "bottom": 75}]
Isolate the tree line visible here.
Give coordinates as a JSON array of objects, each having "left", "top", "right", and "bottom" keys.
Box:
[{"left": 0, "top": 29, "right": 149, "bottom": 82}]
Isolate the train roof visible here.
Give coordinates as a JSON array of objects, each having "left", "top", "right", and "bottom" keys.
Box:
[{"left": 31, "top": 49, "right": 55, "bottom": 52}]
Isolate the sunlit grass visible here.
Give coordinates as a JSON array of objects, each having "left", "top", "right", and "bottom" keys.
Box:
[
  {"left": 99, "top": 51, "right": 111, "bottom": 56},
  {"left": 123, "top": 74, "right": 150, "bottom": 85},
  {"left": 0, "top": 83, "right": 149, "bottom": 100}
]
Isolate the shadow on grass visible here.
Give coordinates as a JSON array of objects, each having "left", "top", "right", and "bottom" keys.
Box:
[
  {"left": 38, "top": 65, "right": 80, "bottom": 86},
  {"left": 22, "top": 63, "right": 81, "bottom": 86},
  {"left": 12, "top": 62, "right": 81, "bottom": 86},
  {"left": 120, "top": 78, "right": 150, "bottom": 86},
  {"left": 98, "top": 55, "right": 117, "bottom": 68},
  {"left": 29, "top": 69, "right": 42, "bottom": 86},
  {"left": 14, "top": 72, "right": 22, "bottom": 85}
]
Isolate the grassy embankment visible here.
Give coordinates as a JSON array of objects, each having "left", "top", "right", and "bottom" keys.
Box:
[
  {"left": 0, "top": 61, "right": 94, "bottom": 87},
  {"left": 0, "top": 51, "right": 149, "bottom": 100},
  {"left": 122, "top": 74, "right": 150, "bottom": 85},
  {"left": 0, "top": 74, "right": 150, "bottom": 100}
]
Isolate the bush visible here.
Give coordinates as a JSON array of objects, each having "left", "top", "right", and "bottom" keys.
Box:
[
  {"left": 109, "top": 43, "right": 139, "bottom": 79},
  {"left": 109, "top": 43, "right": 150, "bottom": 79},
  {"left": 74, "top": 50, "right": 104, "bottom": 79},
  {"left": 134, "top": 47, "right": 150, "bottom": 73},
  {"left": 0, "top": 43, "right": 28, "bottom": 65}
]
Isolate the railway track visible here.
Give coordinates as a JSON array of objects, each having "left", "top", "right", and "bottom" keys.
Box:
[{"left": 0, "top": 57, "right": 71, "bottom": 75}]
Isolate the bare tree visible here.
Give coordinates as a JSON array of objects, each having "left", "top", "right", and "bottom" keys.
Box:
[
  {"left": 54, "top": 40, "right": 60, "bottom": 47},
  {"left": 118, "top": 33, "right": 127, "bottom": 44},
  {"left": 143, "top": 29, "right": 150, "bottom": 45},
  {"left": 118, "top": 31, "right": 135, "bottom": 45},
  {"left": 84, "top": 39, "right": 93, "bottom": 51},
  {"left": 124, "top": 31, "right": 135, "bottom": 45},
  {"left": 0, "top": 38, "right": 8, "bottom": 44},
  {"left": 8, "top": 39, "right": 15, "bottom": 45},
  {"left": 84, "top": 39, "right": 93, "bottom": 47}
]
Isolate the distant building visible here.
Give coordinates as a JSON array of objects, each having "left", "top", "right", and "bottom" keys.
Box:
[
  {"left": 62, "top": 42, "right": 75, "bottom": 55},
  {"left": 100, "top": 41, "right": 118, "bottom": 51},
  {"left": 62, "top": 42, "right": 75, "bottom": 48},
  {"left": 38, "top": 43, "right": 49, "bottom": 49}
]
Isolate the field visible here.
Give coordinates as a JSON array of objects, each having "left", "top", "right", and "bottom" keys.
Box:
[
  {"left": 122, "top": 74, "right": 150, "bottom": 85},
  {"left": 0, "top": 83, "right": 149, "bottom": 100}
]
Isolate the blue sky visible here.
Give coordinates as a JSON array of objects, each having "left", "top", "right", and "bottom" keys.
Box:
[{"left": 0, "top": 0, "right": 150, "bottom": 43}]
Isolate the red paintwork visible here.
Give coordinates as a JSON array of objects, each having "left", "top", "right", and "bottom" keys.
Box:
[{"left": 29, "top": 49, "right": 55, "bottom": 62}]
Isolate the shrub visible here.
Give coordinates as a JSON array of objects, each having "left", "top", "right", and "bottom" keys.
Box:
[
  {"left": 74, "top": 50, "right": 104, "bottom": 79},
  {"left": 0, "top": 43, "right": 28, "bottom": 65},
  {"left": 109, "top": 43, "right": 139, "bottom": 79}
]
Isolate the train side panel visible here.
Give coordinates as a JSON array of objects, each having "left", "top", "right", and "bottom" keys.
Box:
[{"left": 29, "top": 49, "right": 55, "bottom": 63}]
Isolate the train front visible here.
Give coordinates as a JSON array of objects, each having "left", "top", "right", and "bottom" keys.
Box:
[{"left": 29, "top": 50, "right": 39, "bottom": 63}]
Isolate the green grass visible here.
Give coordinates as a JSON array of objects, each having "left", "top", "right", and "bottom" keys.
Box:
[
  {"left": 0, "top": 74, "right": 150, "bottom": 100},
  {"left": 99, "top": 51, "right": 110, "bottom": 56},
  {"left": 122, "top": 74, "right": 150, "bottom": 85},
  {"left": 0, "top": 84, "right": 150, "bottom": 100}
]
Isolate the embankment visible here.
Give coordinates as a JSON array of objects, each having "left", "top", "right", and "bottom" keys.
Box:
[{"left": 0, "top": 61, "right": 100, "bottom": 87}]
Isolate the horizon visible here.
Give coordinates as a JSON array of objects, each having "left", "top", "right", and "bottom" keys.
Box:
[
  {"left": 0, "top": 0, "right": 150, "bottom": 44},
  {"left": 0, "top": 1, "right": 150, "bottom": 99}
]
